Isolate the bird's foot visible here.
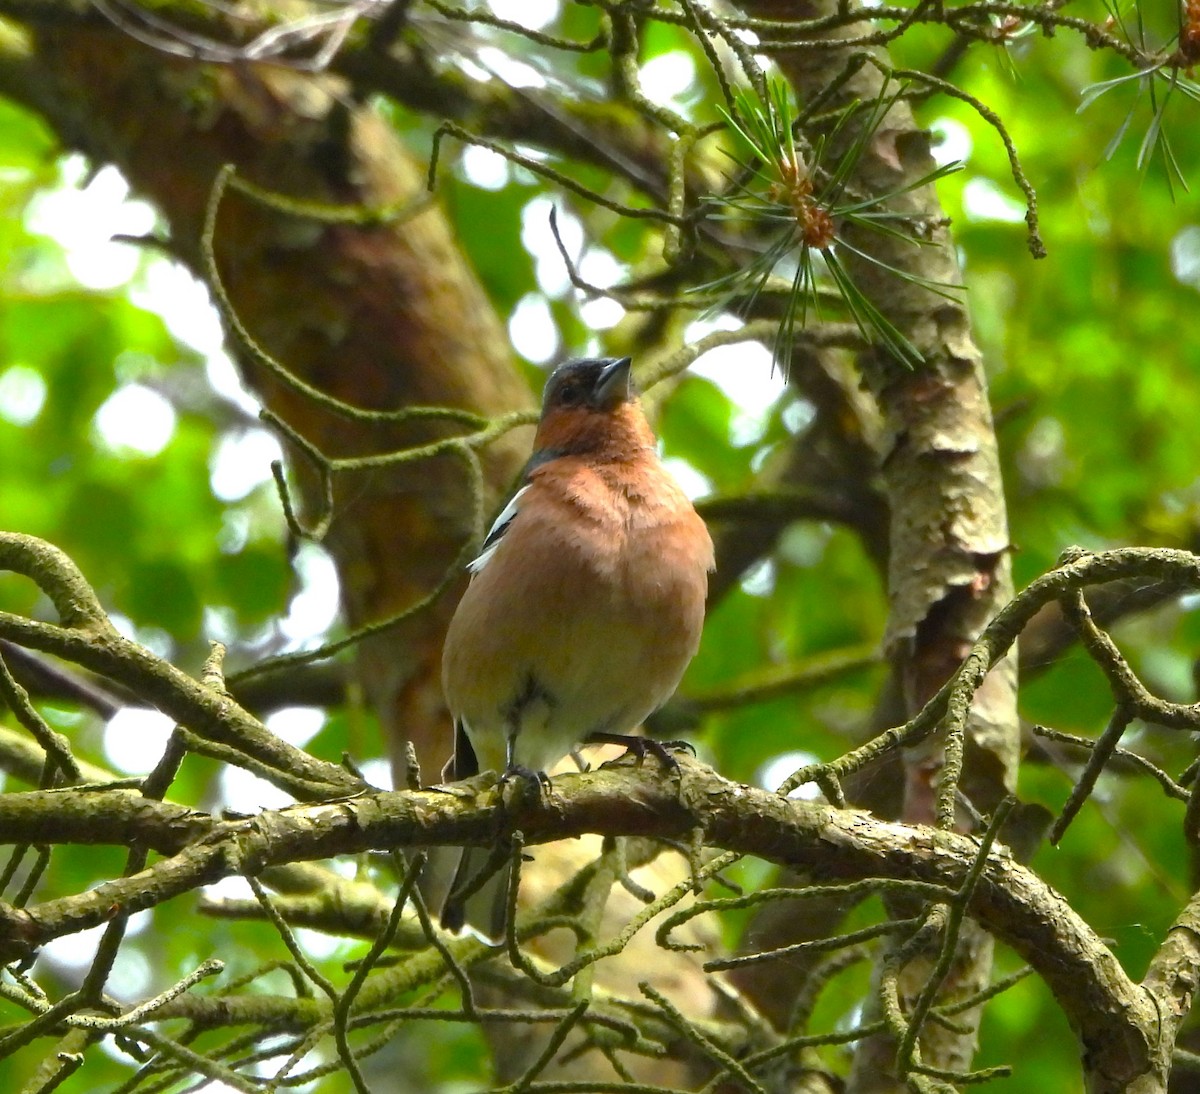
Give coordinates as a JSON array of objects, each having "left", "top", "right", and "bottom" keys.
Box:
[
  {"left": 499, "top": 763, "right": 552, "bottom": 806},
  {"left": 585, "top": 732, "right": 695, "bottom": 770}
]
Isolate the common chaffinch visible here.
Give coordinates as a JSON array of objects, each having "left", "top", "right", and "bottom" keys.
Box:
[{"left": 439, "top": 355, "right": 714, "bottom": 936}]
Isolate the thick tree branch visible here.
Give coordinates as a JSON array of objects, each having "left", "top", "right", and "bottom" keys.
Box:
[
  {"left": 1140, "top": 892, "right": 1200, "bottom": 1092},
  {"left": 0, "top": 755, "right": 1156, "bottom": 1081},
  {"left": 0, "top": 788, "right": 209, "bottom": 853}
]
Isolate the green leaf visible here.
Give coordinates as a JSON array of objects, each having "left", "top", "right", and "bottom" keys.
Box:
[
  {"left": 657, "top": 375, "right": 754, "bottom": 492},
  {"left": 444, "top": 177, "right": 537, "bottom": 313},
  {"left": 124, "top": 556, "right": 203, "bottom": 636},
  {"left": 0, "top": 98, "right": 57, "bottom": 173},
  {"left": 216, "top": 545, "right": 292, "bottom": 622}
]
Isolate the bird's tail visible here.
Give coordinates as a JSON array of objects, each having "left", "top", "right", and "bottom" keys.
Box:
[{"left": 440, "top": 846, "right": 512, "bottom": 943}]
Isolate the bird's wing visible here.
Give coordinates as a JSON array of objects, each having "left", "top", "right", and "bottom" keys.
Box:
[{"left": 466, "top": 484, "right": 530, "bottom": 575}]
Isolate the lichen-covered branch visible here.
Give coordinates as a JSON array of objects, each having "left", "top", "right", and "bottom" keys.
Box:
[{"left": 0, "top": 756, "right": 1158, "bottom": 1079}]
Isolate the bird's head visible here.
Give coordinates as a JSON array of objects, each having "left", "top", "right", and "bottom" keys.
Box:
[
  {"left": 544, "top": 356, "right": 635, "bottom": 412},
  {"left": 531, "top": 357, "right": 654, "bottom": 461}
]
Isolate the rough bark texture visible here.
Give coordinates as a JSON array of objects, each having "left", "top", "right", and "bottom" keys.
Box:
[
  {"left": 728, "top": 1, "right": 1020, "bottom": 1086},
  {"left": 0, "top": 754, "right": 1158, "bottom": 1079}
]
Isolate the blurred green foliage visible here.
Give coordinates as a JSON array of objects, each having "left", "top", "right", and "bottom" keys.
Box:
[{"left": 1, "top": 4, "right": 1200, "bottom": 1089}]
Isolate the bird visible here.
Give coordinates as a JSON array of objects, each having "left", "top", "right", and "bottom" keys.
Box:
[{"left": 438, "top": 355, "right": 714, "bottom": 938}]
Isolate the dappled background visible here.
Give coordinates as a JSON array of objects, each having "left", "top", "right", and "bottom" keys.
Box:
[{"left": 1, "top": 0, "right": 1200, "bottom": 1088}]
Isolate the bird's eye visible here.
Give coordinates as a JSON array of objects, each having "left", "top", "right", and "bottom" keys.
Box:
[{"left": 557, "top": 381, "right": 583, "bottom": 405}]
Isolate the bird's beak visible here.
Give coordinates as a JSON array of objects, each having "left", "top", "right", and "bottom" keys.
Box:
[{"left": 593, "top": 357, "right": 634, "bottom": 409}]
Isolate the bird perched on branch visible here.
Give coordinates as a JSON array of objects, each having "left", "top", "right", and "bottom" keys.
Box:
[{"left": 438, "top": 355, "right": 714, "bottom": 938}]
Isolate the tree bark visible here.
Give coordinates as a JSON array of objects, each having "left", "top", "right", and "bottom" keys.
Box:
[{"left": 730, "top": 2, "right": 1020, "bottom": 1085}]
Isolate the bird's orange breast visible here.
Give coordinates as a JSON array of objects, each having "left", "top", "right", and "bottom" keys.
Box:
[{"left": 440, "top": 454, "right": 712, "bottom": 774}]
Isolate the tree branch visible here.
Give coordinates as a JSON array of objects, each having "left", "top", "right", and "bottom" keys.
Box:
[
  {"left": 0, "top": 533, "right": 361, "bottom": 800},
  {"left": 0, "top": 755, "right": 1155, "bottom": 1077}
]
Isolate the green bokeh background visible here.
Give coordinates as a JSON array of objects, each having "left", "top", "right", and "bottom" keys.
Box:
[{"left": 1, "top": 4, "right": 1199, "bottom": 1087}]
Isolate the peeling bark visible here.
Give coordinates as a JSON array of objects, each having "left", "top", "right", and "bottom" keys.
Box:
[{"left": 731, "top": 1, "right": 1020, "bottom": 1085}]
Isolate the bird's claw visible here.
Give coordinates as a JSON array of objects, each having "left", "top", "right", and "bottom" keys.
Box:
[
  {"left": 499, "top": 763, "right": 552, "bottom": 806},
  {"left": 585, "top": 732, "right": 694, "bottom": 770}
]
